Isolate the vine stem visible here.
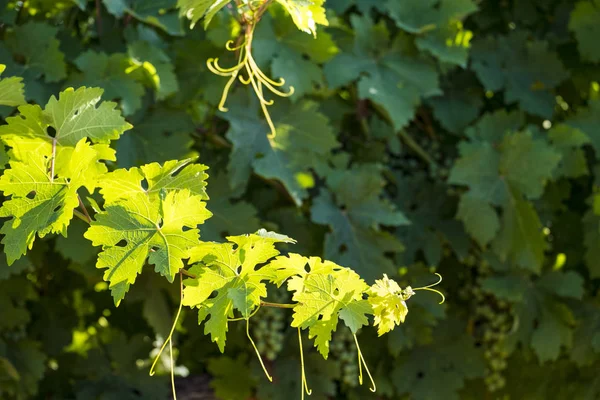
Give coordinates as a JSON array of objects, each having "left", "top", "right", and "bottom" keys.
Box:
[
  {"left": 260, "top": 301, "right": 295, "bottom": 309},
  {"left": 179, "top": 269, "right": 197, "bottom": 279},
  {"left": 397, "top": 130, "right": 435, "bottom": 166},
  {"left": 73, "top": 210, "right": 89, "bottom": 224},
  {"left": 77, "top": 195, "right": 92, "bottom": 224}
]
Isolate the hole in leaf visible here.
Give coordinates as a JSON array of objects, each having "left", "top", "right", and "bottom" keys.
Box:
[
  {"left": 53, "top": 205, "right": 61, "bottom": 212},
  {"left": 141, "top": 178, "right": 149, "bottom": 191},
  {"left": 150, "top": 246, "right": 159, "bottom": 252},
  {"left": 182, "top": 226, "right": 192, "bottom": 232},
  {"left": 73, "top": 109, "right": 79, "bottom": 117},
  {"left": 115, "top": 240, "right": 127, "bottom": 247},
  {"left": 46, "top": 126, "right": 57, "bottom": 138},
  {"left": 26, "top": 191, "right": 36, "bottom": 199}
]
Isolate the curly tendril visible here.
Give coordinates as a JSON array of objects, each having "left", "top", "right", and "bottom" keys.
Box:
[
  {"left": 404, "top": 273, "right": 445, "bottom": 304},
  {"left": 207, "top": 25, "right": 294, "bottom": 138}
]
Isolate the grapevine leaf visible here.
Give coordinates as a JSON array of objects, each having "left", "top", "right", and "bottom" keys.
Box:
[
  {"left": 0, "top": 253, "right": 32, "bottom": 281},
  {"left": 84, "top": 189, "right": 211, "bottom": 305},
  {"left": 200, "top": 172, "right": 260, "bottom": 241},
  {"left": 264, "top": 254, "right": 371, "bottom": 356},
  {"left": 115, "top": 109, "right": 196, "bottom": 168},
  {"left": 0, "top": 65, "right": 25, "bottom": 107},
  {"left": 568, "top": 0, "right": 600, "bottom": 63},
  {"left": 450, "top": 129, "right": 558, "bottom": 256},
  {"left": 311, "top": 165, "right": 407, "bottom": 280},
  {"left": 103, "top": 0, "right": 184, "bottom": 36},
  {"left": 456, "top": 193, "right": 500, "bottom": 248},
  {"left": 465, "top": 109, "right": 525, "bottom": 143},
  {"left": 338, "top": 299, "right": 372, "bottom": 333},
  {"left": 501, "top": 271, "right": 580, "bottom": 362},
  {"left": 571, "top": 304, "right": 600, "bottom": 366},
  {"left": 0, "top": 278, "right": 37, "bottom": 330},
  {"left": 183, "top": 231, "right": 293, "bottom": 351},
  {"left": 224, "top": 92, "right": 337, "bottom": 204},
  {"left": 0, "top": 140, "right": 113, "bottom": 265},
  {"left": 392, "top": 319, "right": 484, "bottom": 400},
  {"left": 394, "top": 174, "right": 470, "bottom": 265},
  {"left": 55, "top": 219, "right": 98, "bottom": 265},
  {"left": 312, "top": 189, "right": 404, "bottom": 281},
  {"left": 5, "top": 22, "right": 66, "bottom": 82},
  {"left": 415, "top": 20, "right": 474, "bottom": 67},
  {"left": 69, "top": 51, "right": 145, "bottom": 116},
  {"left": 253, "top": 17, "right": 329, "bottom": 99},
  {"left": 492, "top": 185, "right": 547, "bottom": 273},
  {"left": 98, "top": 158, "right": 209, "bottom": 205},
  {"left": 548, "top": 124, "right": 590, "bottom": 179},
  {"left": 367, "top": 274, "right": 409, "bottom": 336},
  {"left": 385, "top": 0, "right": 478, "bottom": 66},
  {"left": 0, "top": 340, "right": 47, "bottom": 397},
  {"left": 324, "top": 15, "right": 441, "bottom": 129},
  {"left": 207, "top": 355, "right": 256, "bottom": 400},
  {"left": 176, "top": 0, "right": 231, "bottom": 29},
  {"left": 385, "top": 0, "right": 477, "bottom": 34},
  {"left": 291, "top": 264, "right": 369, "bottom": 358},
  {"left": 275, "top": 0, "right": 328, "bottom": 37},
  {"left": 0, "top": 86, "right": 132, "bottom": 159},
  {"left": 429, "top": 80, "right": 483, "bottom": 134},
  {"left": 583, "top": 208, "right": 600, "bottom": 278},
  {"left": 568, "top": 100, "right": 600, "bottom": 154},
  {"left": 471, "top": 32, "right": 568, "bottom": 117},
  {"left": 499, "top": 131, "right": 562, "bottom": 199},
  {"left": 127, "top": 41, "right": 179, "bottom": 100}
]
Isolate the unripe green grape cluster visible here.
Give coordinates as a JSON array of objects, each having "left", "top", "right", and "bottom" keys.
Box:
[
  {"left": 414, "top": 135, "right": 454, "bottom": 181},
  {"left": 460, "top": 256, "right": 513, "bottom": 393},
  {"left": 330, "top": 328, "right": 358, "bottom": 388},
  {"left": 1, "top": 325, "right": 27, "bottom": 341},
  {"left": 252, "top": 289, "right": 288, "bottom": 361},
  {"left": 253, "top": 307, "right": 285, "bottom": 361}
]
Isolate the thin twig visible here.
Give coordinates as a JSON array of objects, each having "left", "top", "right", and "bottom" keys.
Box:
[{"left": 77, "top": 195, "right": 92, "bottom": 224}]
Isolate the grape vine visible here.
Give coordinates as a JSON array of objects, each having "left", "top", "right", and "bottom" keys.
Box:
[
  {"left": 0, "top": 66, "right": 444, "bottom": 400},
  {"left": 2, "top": 0, "right": 598, "bottom": 399}
]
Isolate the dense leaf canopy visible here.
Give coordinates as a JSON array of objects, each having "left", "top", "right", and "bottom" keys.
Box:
[{"left": 0, "top": 0, "right": 600, "bottom": 399}]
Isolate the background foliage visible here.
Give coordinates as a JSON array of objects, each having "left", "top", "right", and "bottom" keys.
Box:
[{"left": 1, "top": 0, "right": 600, "bottom": 399}]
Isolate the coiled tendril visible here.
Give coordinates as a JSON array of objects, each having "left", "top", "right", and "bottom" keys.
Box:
[{"left": 207, "top": 24, "right": 294, "bottom": 138}]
